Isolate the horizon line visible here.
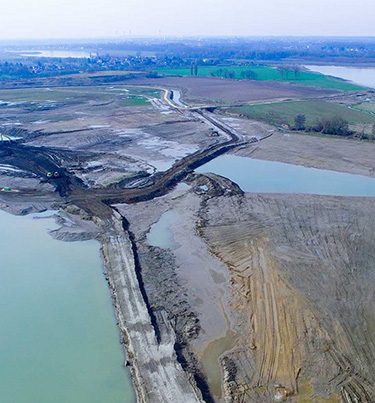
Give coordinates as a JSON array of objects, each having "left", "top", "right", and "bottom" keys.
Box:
[{"left": 0, "top": 34, "right": 375, "bottom": 43}]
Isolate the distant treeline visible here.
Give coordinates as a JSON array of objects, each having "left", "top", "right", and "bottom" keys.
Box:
[
  {"left": 82, "top": 37, "right": 375, "bottom": 62},
  {"left": 1, "top": 37, "right": 375, "bottom": 81}
]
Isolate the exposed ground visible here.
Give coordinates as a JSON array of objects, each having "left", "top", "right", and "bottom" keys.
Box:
[
  {"left": 202, "top": 192, "right": 375, "bottom": 402},
  {"left": 1, "top": 75, "right": 375, "bottom": 403},
  {"left": 235, "top": 131, "right": 375, "bottom": 177},
  {"left": 127, "top": 77, "right": 338, "bottom": 105},
  {"left": 0, "top": 80, "right": 249, "bottom": 403},
  {"left": 0, "top": 85, "right": 227, "bottom": 188}
]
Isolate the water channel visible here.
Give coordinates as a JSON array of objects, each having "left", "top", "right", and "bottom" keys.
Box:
[{"left": 196, "top": 155, "right": 375, "bottom": 197}]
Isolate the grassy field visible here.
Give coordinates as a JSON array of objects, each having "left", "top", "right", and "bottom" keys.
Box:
[
  {"left": 229, "top": 100, "right": 375, "bottom": 127},
  {"left": 352, "top": 102, "right": 375, "bottom": 114},
  {"left": 154, "top": 65, "right": 363, "bottom": 91}
]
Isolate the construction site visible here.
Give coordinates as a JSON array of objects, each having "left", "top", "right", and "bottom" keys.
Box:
[{"left": 1, "top": 72, "right": 375, "bottom": 402}]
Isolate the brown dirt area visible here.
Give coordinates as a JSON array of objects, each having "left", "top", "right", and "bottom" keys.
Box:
[
  {"left": 202, "top": 192, "right": 375, "bottom": 402},
  {"left": 128, "top": 77, "right": 337, "bottom": 105}
]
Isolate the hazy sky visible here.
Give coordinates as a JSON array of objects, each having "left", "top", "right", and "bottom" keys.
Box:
[{"left": 0, "top": 0, "right": 374, "bottom": 40}]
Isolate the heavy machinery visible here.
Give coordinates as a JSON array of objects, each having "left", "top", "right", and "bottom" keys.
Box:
[{"left": 46, "top": 171, "right": 61, "bottom": 179}]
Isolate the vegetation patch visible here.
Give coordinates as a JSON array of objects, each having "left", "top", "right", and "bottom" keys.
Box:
[
  {"left": 154, "top": 65, "right": 363, "bottom": 91},
  {"left": 229, "top": 100, "right": 375, "bottom": 137},
  {"left": 352, "top": 102, "right": 375, "bottom": 114}
]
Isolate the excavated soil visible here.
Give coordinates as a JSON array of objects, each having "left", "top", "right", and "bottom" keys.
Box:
[
  {"left": 201, "top": 192, "right": 375, "bottom": 402},
  {"left": 128, "top": 77, "right": 336, "bottom": 105}
]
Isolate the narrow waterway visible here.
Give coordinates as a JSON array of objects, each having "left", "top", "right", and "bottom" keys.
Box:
[
  {"left": 0, "top": 210, "right": 135, "bottom": 403},
  {"left": 197, "top": 155, "right": 375, "bottom": 197},
  {"left": 306, "top": 65, "right": 375, "bottom": 89}
]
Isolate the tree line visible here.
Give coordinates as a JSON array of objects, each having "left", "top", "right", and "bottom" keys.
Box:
[{"left": 293, "top": 114, "right": 375, "bottom": 139}]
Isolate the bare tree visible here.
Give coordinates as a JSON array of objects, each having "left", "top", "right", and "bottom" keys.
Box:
[{"left": 294, "top": 114, "right": 306, "bottom": 130}]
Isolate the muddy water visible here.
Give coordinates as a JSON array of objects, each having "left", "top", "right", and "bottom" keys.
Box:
[
  {"left": 197, "top": 155, "right": 375, "bottom": 196},
  {"left": 0, "top": 210, "right": 134, "bottom": 403},
  {"left": 200, "top": 329, "right": 237, "bottom": 400},
  {"left": 146, "top": 197, "right": 233, "bottom": 401},
  {"left": 306, "top": 65, "right": 375, "bottom": 89}
]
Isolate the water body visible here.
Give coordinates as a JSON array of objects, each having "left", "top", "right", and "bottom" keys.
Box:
[
  {"left": 306, "top": 65, "right": 375, "bottom": 89},
  {"left": 197, "top": 155, "right": 375, "bottom": 197},
  {"left": 147, "top": 210, "right": 179, "bottom": 249},
  {"left": 0, "top": 210, "right": 135, "bottom": 403},
  {"left": 11, "top": 50, "right": 94, "bottom": 58}
]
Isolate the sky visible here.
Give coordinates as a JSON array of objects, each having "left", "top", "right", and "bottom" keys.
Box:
[{"left": 0, "top": 0, "right": 374, "bottom": 40}]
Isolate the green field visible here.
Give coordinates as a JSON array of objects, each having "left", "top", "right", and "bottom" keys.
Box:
[
  {"left": 352, "top": 102, "right": 375, "bottom": 114},
  {"left": 229, "top": 100, "right": 375, "bottom": 127},
  {"left": 154, "top": 65, "right": 363, "bottom": 91}
]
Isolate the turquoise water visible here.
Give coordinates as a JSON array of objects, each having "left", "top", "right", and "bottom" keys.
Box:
[
  {"left": 0, "top": 210, "right": 135, "bottom": 403},
  {"left": 197, "top": 155, "right": 375, "bottom": 197}
]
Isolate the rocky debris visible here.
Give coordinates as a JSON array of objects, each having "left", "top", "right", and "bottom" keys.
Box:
[{"left": 187, "top": 173, "right": 244, "bottom": 198}]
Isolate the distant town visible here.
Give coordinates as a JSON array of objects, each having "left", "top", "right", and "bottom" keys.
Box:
[{"left": 1, "top": 37, "right": 375, "bottom": 80}]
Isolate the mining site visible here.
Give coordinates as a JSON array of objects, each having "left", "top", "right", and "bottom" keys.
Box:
[{"left": 1, "top": 70, "right": 375, "bottom": 403}]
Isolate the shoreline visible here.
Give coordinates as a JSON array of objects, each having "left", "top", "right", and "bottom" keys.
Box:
[
  {"left": 99, "top": 210, "right": 203, "bottom": 402},
  {"left": 2, "top": 136, "right": 375, "bottom": 401},
  {"left": 1, "top": 76, "right": 375, "bottom": 401}
]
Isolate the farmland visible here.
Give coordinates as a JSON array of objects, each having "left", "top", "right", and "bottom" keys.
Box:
[{"left": 154, "top": 65, "right": 363, "bottom": 91}]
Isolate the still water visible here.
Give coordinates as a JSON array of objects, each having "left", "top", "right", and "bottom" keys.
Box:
[
  {"left": 197, "top": 155, "right": 375, "bottom": 197},
  {"left": 12, "top": 50, "right": 94, "bottom": 58},
  {"left": 146, "top": 210, "right": 179, "bottom": 250},
  {"left": 0, "top": 210, "right": 135, "bottom": 403},
  {"left": 306, "top": 65, "right": 375, "bottom": 89}
]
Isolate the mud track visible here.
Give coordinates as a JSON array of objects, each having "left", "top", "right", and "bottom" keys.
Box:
[{"left": 1, "top": 107, "right": 249, "bottom": 216}]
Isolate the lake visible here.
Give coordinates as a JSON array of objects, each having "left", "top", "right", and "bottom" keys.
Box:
[
  {"left": 197, "top": 155, "right": 375, "bottom": 197},
  {"left": 0, "top": 210, "right": 135, "bottom": 403},
  {"left": 306, "top": 65, "right": 375, "bottom": 89},
  {"left": 10, "top": 50, "right": 94, "bottom": 58}
]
